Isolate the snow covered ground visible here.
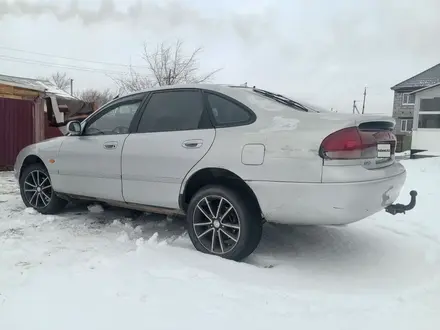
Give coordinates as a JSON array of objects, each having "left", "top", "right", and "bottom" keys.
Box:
[{"left": 1, "top": 158, "right": 439, "bottom": 330}]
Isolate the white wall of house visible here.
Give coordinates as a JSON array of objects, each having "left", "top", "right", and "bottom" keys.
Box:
[{"left": 412, "top": 84, "right": 440, "bottom": 152}]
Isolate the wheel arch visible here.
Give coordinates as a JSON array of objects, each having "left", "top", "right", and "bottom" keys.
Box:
[
  {"left": 19, "top": 155, "right": 47, "bottom": 179},
  {"left": 179, "top": 167, "right": 262, "bottom": 215}
]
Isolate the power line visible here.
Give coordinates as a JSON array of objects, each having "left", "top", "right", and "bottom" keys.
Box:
[
  {"left": 0, "top": 54, "right": 131, "bottom": 75},
  {"left": 0, "top": 45, "right": 148, "bottom": 69}
]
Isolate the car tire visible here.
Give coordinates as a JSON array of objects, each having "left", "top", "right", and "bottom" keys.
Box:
[
  {"left": 19, "top": 163, "right": 68, "bottom": 215},
  {"left": 186, "top": 185, "right": 263, "bottom": 261}
]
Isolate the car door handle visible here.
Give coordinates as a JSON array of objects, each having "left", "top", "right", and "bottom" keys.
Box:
[
  {"left": 103, "top": 141, "right": 118, "bottom": 150},
  {"left": 182, "top": 139, "right": 203, "bottom": 149}
]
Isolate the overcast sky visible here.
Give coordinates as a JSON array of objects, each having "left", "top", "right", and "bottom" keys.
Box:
[{"left": 0, "top": 0, "right": 439, "bottom": 114}]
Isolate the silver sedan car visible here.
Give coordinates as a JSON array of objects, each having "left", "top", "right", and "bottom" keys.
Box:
[{"left": 14, "top": 84, "right": 417, "bottom": 261}]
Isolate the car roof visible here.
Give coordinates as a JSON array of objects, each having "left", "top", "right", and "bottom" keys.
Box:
[
  {"left": 114, "top": 84, "right": 328, "bottom": 115},
  {"left": 123, "top": 84, "right": 245, "bottom": 97}
]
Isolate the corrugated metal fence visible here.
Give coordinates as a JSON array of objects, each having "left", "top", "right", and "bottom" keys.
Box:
[{"left": 0, "top": 98, "right": 34, "bottom": 169}]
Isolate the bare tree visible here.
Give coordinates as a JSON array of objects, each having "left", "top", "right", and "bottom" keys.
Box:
[
  {"left": 76, "top": 88, "right": 115, "bottom": 108},
  {"left": 45, "top": 71, "right": 71, "bottom": 92},
  {"left": 113, "top": 39, "right": 221, "bottom": 94},
  {"left": 113, "top": 66, "right": 155, "bottom": 94}
]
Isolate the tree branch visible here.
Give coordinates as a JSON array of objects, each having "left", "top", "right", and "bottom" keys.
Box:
[{"left": 113, "top": 39, "right": 221, "bottom": 93}]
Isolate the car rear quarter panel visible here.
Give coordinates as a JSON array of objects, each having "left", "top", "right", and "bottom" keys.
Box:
[
  {"left": 184, "top": 116, "right": 326, "bottom": 184},
  {"left": 182, "top": 89, "right": 356, "bottom": 187}
]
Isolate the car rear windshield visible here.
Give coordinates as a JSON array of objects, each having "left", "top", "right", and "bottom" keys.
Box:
[{"left": 244, "top": 87, "right": 327, "bottom": 113}]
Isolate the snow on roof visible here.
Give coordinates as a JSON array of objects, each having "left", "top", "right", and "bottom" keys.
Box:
[
  {"left": 391, "top": 63, "right": 440, "bottom": 90},
  {"left": 410, "top": 82, "right": 440, "bottom": 94},
  {"left": 0, "top": 73, "right": 76, "bottom": 99}
]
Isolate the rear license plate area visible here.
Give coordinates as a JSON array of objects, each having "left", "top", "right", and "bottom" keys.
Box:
[{"left": 377, "top": 143, "right": 391, "bottom": 158}]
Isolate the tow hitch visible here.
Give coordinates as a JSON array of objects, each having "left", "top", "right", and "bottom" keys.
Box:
[{"left": 385, "top": 190, "right": 418, "bottom": 215}]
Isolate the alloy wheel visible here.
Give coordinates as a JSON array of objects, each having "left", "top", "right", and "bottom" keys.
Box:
[
  {"left": 23, "top": 170, "right": 53, "bottom": 209},
  {"left": 192, "top": 195, "right": 241, "bottom": 255}
]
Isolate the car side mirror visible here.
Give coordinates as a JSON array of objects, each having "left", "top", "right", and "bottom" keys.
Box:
[{"left": 67, "top": 121, "right": 82, "bottom": 136}]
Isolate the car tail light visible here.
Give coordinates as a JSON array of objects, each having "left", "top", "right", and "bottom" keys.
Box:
[{"left": 319, "top": 127, "right": 395, "bottom": 160}]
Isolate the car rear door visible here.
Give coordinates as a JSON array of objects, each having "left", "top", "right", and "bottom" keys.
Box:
[
  {"left": 54, "top": 94, "right": 147, "bottom": 201},
  {"left": 121, "top": 88, "right": 215, "bottom": 209}
]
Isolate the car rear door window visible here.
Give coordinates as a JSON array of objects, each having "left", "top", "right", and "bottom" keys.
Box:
[
  {"left": 206, "top": 93, "right": 252, "bottom": 126},
  {"left": 136, "top": 90, "right": 206, "bottom": 133}
]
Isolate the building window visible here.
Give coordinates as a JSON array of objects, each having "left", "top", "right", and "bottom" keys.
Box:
[
  {"left": 400, "top": 119, "right": 413, "bottom": 132},
  {"left": 418, "top": 114, "right": 440, "bottom": 129},
  {"left": 420, "top": 98, "right": 440, "bottom": 112},
  {"left": 402, "top": 93, "right": 415, "bottom": 105},
  {"left": 418, "top": 97, "right": 440, "bottom": 129}
]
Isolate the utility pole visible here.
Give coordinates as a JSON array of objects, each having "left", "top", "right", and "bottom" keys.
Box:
[
  {"left": 361, "top": 86, "right": 367, "bottom": 114},
  {"left": 70, "top": 79, "right": 74, "bottom": 95},
  {"left": 352, "top": 100, "right": 360, "bottom": 114}
]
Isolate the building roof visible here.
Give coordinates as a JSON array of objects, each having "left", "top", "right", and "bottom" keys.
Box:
[
  {"left": 0, "top": 73, "right": 95, "bottom": 124},
  {"left": 0, "top": 73, "right": 75, "bottom": 99},
  {"left": 391, "top": 63, "right": 440, "bottom": 91},
  {"left": 410, "top": 82, "right": 440, "bottom": 94},
  {"left": 63, "top": 98, "right": 94, "bottom": 119}
]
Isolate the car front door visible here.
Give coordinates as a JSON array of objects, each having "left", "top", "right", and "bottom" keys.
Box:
[
  {"left": 122, "top": 89, "right": 215, "bottom": 209},
  {"left": 53, "top": 94, "right": 146, "bottom": 201}
]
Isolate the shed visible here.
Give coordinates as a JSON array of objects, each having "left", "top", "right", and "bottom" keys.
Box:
[
  {"left": 409, "top": 82, "right": 440, "bottom": 157},
  {"left": 0, "top": 74, "right": 94, "bottom": 169}
]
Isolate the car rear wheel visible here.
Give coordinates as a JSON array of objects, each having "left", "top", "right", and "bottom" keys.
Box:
[
  {"left": 186, "top": 185, "right": 262, "bottom": 261},
  {"left": 19, "top": 163, "right": 68, "bottom": 214}
]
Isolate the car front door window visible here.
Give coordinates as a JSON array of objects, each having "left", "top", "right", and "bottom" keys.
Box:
[{"left": 84, "top": 100, "right": 142, "bottom": 136}]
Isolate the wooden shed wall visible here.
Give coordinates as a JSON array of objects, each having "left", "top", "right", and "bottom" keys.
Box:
[{"left": 0, "top": 83, "right": 40, "bottom": 100}]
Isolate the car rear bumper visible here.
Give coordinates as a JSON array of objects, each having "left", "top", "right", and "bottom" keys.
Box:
[{"left": 247, "top": 167, "right": 406, "bottom": 225}]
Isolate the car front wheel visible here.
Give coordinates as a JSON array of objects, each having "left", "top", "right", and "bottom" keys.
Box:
[
  {"left": 187, "top": 185, "right": 262, "bottom": 261},
  {"left": 19, "top": 163, "right": 68, "bottom": 214}
]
